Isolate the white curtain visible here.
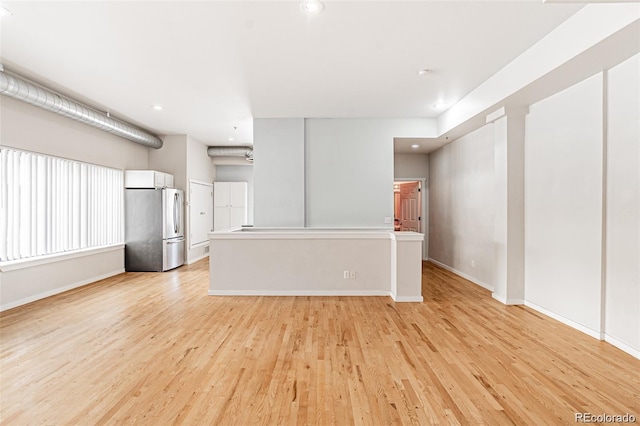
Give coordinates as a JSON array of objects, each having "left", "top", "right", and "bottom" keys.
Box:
[{"left": 0, "top": 146, "right": 123, "bottom": 262}]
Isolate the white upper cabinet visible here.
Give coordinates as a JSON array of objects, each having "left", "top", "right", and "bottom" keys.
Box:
[
  {"left": 214, "top": 182, "right": 247, "bottom": 230},
  {"left": 125, "top": 170, "right": 174, "bottom": 189},
  {"left": 214, "top": 182, "right": 231, "bottom": 207},
  {"left": 229, "top": 182, "right": 247, "bottom": 207}
]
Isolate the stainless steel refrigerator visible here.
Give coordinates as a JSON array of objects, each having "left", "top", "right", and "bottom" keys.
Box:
[{"left": 125, "top": 188, "right": 185, "bottom": 272}]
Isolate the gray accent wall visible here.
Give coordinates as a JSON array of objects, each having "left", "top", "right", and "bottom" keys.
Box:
[
  {"left": 254, "top": 118, "right": 433, "bottom": 229},
  {"left": 305, "top": 119, "right": 395, "bottom": 228},
  {"left": 253, "top": 118, "right": 306, "bottom": 227}
]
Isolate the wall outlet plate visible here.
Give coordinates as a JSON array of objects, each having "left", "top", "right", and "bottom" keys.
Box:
[
  {"left": 350, "top": 271, "right": 356, "bottom": 279},
  {"left": 384, "top": 217, "right": 392, "bottom": 224},
  {"left": 343, "top": 271, "right": 349, "bottom": 279}
]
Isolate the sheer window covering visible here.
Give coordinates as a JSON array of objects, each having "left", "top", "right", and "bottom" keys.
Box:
[{"left": 0, "top": 146, "right": 123, "bottom": 262}]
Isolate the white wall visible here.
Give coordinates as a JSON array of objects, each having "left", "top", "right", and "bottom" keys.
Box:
[
  {"left": 0, "top": 96, "right": 148, "bottom": 311},
  {"left": 605, "top": 54, "right": 640, "bottom": 354},
  {"left": 438, "top": 4, "right": 640, "bottom": 136},
  {"left": 428, "top": 124, "right": 495, "bottom": 289},
  {"left": 394, "top": 154, "right": 429, "bottom": 180},
  {"left": 187, "top": 136, "right": 215, "bottom": 185},
  {"left": 148, "top": 135, "right": 188, "bottom": 191},
  {"left": 215, "top": 165, "right": 254, "bottom": 226},
  {"left": 1, "top": 248, "right": 124, "bottom": 311},
  {"left": 524, "top": 73, "right": 604, "bottom": 335},
  {"left": 253, "top": 118, "right": 305, "bottom": 227},
  {"left": 0, "top": 96, "right": 148, "bottom": 168},
  {"left": 394, "top": 153, "right": 429, "bottom": 259},
  {"left": 306, "top": 119, "right": 432, "bottom": 228}
]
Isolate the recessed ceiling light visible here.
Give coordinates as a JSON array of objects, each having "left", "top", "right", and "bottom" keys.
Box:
[
  {"left": 433, "top": 102, "right": 449, "bottom": 109},
  {"left": 411, "top": 144, "right": 420, "bottom": 149},
  {"left": 0, "top": 6, "right": 13, "bottom": 17},
  {"left": 417, "top": 69, "right": 432, "bottom": 77},
  {"left": 300, "top": 0, "right": 324, "bottom": 13},
  {"left": 228, "top": 137, "right": 235, "bottom": 142},
  {"left": 151, "top": 104, "right": 163, "bottom": 111}
]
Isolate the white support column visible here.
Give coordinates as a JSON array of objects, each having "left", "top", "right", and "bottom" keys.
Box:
[
  {"left": 489, "top": 106, "right": 528, "bottom": 305},
  {"left": 390, "top": 232, "right": 424, "bottom": 302}
]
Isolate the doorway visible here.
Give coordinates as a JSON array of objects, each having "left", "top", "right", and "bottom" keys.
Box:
[
  {"left": 394, "top": 181, "right": 421, "bottom": 232},
  {"left": 394, "top": 179, "right": 428, "bottom": 260}
]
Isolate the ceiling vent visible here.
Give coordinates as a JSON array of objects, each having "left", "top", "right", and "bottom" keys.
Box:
[
  {"left": 207, "top": 146, "right": 253, "bottom": 162},
  {"left": 0, "top": 67, "right": 163, "bottom": 149}
]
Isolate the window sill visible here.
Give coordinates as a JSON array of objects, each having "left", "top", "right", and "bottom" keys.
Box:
[{"left": 0, "top": 244, "right": 124, "bottom": 272}]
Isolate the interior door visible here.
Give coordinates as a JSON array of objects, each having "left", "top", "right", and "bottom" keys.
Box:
[
  {"left": 399, "top": 182, "right": 420, "bottom": 232},
  {"left": 189, "top": 181, "right": 213, "bottom": 247}
]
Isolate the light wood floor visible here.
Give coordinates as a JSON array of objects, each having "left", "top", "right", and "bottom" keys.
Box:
[{"left": 1, "top": 260, "right": 638, "bottom": 425}]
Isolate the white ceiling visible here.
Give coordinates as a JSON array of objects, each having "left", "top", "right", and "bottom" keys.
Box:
[
  {"left": 394, "top": 137, "right": 448, "bottom": 155},
  {"left": 0, "top": 1, "right": 583, "bottom": 150}
]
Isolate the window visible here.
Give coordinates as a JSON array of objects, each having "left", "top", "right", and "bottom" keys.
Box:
[{"left": 0, "top": 146, "right": 123, "bottom": 263}]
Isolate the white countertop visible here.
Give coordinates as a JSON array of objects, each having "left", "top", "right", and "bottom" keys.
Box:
[{"left": 209, "top": 227, "right": 424, "bottom": 241}]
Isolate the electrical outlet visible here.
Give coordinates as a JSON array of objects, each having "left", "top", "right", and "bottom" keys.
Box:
[
  {"left": 343, "top": 271, "right": 349, "bottom": 279},
  {"left": 471, "top": 260, "right": 475, "bottom": 267},
  {"left": 384, "top": 217, "right": 392, "bottom": 224},
  {"left": 350, "top": 271, "right": 356, "bottom": 279}
]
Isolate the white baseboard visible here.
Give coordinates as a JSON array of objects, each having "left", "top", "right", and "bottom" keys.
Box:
[
  {"left": 524, "top": 301, "right": 602, "bottom": 340},
  {"left": 492, "top": 293, "right": 507, "bottom": 304},
  {"left": 393, "top": 295, "right": 424, "bottom": 302},
  {"left": 0, "top": 269, "right": 124, "bottom": 312},
  {"left": 492, "top": 293, "right": 524, "bottom": 305},
  {"left": 186, "top": 253, "right": 209, "bottom": 265},
  {"left": 428, "top": 258, "right": 494, "bottom": 292},
  {"left": 604, "top": 334, "right": 640, "bottom": 360},
  {"left": 208, "top": 289, "right": 391, "bottom": 297}
]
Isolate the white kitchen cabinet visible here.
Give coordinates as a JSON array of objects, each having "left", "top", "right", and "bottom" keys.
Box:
[
  {"left": 164, "top": 173, "right": 174, "bottom": 188},
  {"left": 125, "top": 170, "right": 174, "bottom": 188},
  {"left": 214, "top": 182, "right": 247, "bottom": 231}
]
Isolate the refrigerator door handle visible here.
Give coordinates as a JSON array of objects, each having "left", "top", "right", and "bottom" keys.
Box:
[{"left": 174, "top": 193, "right": 179, "bottom": 234}]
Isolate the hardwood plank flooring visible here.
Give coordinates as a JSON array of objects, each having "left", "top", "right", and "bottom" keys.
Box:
[{"left": 1, "top": 260, "right": 638, "bottom": 425}]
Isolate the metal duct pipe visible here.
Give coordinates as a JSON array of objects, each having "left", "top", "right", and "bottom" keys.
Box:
[
  {"left": 207, "top": 146, "right": 253, "bottom": 161},
  {"left": 0, "top": 68, "right": 163, "bottom": 149}
]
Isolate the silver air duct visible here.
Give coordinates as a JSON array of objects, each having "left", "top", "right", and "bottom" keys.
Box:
[
  {"left": 0, "top": 67, "right": 163, "bottom": 149},
  {"left": 207, "top": 146, "right": 253, "bottom": 162}
]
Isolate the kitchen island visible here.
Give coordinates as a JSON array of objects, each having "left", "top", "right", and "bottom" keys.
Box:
[{"left": 208, "top": 228, "right": 424, "bottom": 302}]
